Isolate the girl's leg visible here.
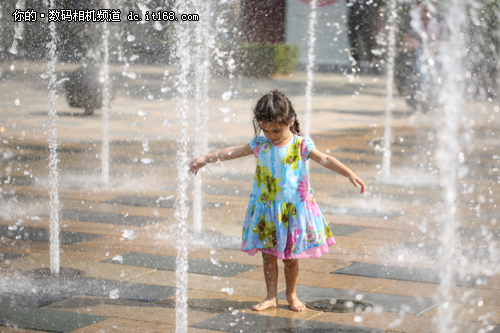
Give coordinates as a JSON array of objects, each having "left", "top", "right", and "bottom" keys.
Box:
[
  {"left": 283, "top": 258, "right": 306, "bottom": 311},
  {"left": 252, "top": 252, "right": 278, "bottom": 311}
]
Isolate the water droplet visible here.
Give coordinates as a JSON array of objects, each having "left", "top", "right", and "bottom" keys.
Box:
[
  {"left": 109, "top": 289, "right": 120, "bottom": 299},
  {"left": 127, "top": 34, "right": 136, "bottom": 42},
  {"left": 138, "top": 110, "right": 148, "bottom": 117},
  {"left": 141, "top": 158, "right": 153, "bottom": 164},
  {"left": 354, "top": 315, "right": 363, "bottom": 323},
  {"left": 221, "top": 287, "right": 234, "bottom": 295},
  {"left": 219, "top": 107, "right": 230, "bottom": 114},
  {"left": 130, "top": 55, "right": 140, "bottom": 61},
  {"left": 222, "top": 90, "right": 232, "bottom": 101},
  {"left": 223, "top": 117, "right": 231, "bottom": 123},
  {"left": 14, "top": 99, "right": 20, "bottom": 106},
  {"left": 112, "top": 255, "right": 123, "bottom": 263},
  {"left": 122, "top": 229, "right": 136, "bottom": 240}
]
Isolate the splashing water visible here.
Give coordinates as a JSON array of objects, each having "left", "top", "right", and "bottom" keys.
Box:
[
  {"left": 173, "top": 0, "right": 194, "bottom": 331},
  {"left": 192, "top": 0, "right": 215, "bottom": 234},
  {"left": 46, "top": 0, "right": 60, "bottom": 277},
  {"left": 100, "top": 0, "right": 112, "bottom": 185},
  {"left": 381, "top": 0, "right": 398, "bottom": 178},
  {"left": 303, "top": 0, "right": 317, "bottom": 140},
  {"left": 433, "top": 0, "right": 468, "bottom": 331},
  {"left": 101, "top": 0, "right": 111, "bottom": 185}
]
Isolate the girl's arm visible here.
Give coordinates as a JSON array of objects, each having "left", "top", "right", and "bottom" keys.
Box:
[
  {"left": 308, "top": 148, "right": 366, "bottom": 194},
  {"left": 189, "top": 144, "right": 254, "bottom": 175}
]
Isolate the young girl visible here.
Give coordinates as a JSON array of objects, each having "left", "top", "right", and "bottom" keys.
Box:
[{"left": 189, "top": 89, "right": 365, "bottom": 312}]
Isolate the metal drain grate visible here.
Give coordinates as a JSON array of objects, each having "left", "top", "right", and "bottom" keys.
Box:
[
  {"left": 306, "top": 299, "right": 372, "bottom": 313},
  {"left": 23, "top": 268, "right": 85, "bottom": 279}
]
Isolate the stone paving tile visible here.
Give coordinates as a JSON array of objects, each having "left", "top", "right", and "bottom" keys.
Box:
[
  {"left": 101, "top": 252, "right": 257, "bottom": 277},
  {"left": 374, "top": 281, "right": 438, "bottom": 299},
  {"left": 0, "top": 326, "right": 41, "bottom": 333},
  {"left": 191, "top": 311, "right": 384, "bottom": 332},
  {"left": 311, "top": 312, "right": 442, "bottom": 333},
  {"left": 160, "top": 289, "right": 324, "bottom": 320},
  {"left": 67, "top": 318, "right": 176, "bottom": 333},
  {"left": 317, "top": 203, "right": 401, "bottom": 220},
  {"left": 0, "top": 225, "right": 102, "bottom": 245},
  {"left": 102, "top": 195, "right": 222, "bottom": 210},
  {"left": 64, "top": 304, "right": 218, "bottom": 326},
  {"left": 0, "top": 305, "right": 107, "bottom": 333},
  {"left": 0, "top": 252, "right": 24, "bottom": 263},
  {"left": 234, "top": 266, "right": 394, "bottom": 292},
  {"left": 0, "top": 256, "right": 156, "bottom": 281},
  {"left": 129, "top": 270, "right": 285, "bottom": 298},
  {"left": 2, "top": 277, "right": 176, "bottom": 308},
  {"left": 421, "top": 303, "right": 500, "bottom": 324},
  {"left": 332, "top": 262, "right": 484, "bottom": 288},
  {"left": 277, "top": 285, "right": 436, "bottom": 315},
  {"left": 58, "top": 209, "right": 165, "bottom": 227},
  {"left": 348, "top": 228, "right": 412, "bottom": 243}
]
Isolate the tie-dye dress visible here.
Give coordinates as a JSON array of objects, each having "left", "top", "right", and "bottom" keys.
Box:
[{"left": 241, "top": 134, "right": 335, "bottom": 259}]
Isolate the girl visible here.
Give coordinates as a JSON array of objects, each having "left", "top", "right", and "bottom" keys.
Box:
[{"left": 189, "top": 89, "right": 365, "bottom": 312}]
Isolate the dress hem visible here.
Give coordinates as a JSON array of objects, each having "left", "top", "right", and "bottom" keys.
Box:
[{"left": 241, "top": 237, "right": 335, "bottom": 259}]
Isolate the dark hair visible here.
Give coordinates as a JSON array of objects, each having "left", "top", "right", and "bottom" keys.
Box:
[{"left": 252, "top": 89, "right": 301, "bottom": 138}]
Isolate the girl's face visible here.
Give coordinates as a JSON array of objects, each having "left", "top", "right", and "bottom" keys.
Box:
[{"left": 259, "top": 120, "right": 293, "bottom": 145}]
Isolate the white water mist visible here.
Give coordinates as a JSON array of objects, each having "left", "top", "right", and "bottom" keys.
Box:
[
  {"left": 434, "top": 0, "right": 467, "bottom": 331},
  {"left": 46, "top": 0, "right": 60, "bottom": 277},
  {"left": 100, "top": 0, "right": 112, "bottom": 185},
  {"left": 192, "top": 0, "right": 215, "bottom": 234},
  {"left": 173, "top": 1, "right": 194, "bottom": 331},
  {"left": 303, "top": 0, "right": 317, "bottom": 140},
  {"left": 381, "top": 0, "right": 398, "bottom": 177}
]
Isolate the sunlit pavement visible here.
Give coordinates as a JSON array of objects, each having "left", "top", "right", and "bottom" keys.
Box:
[{"left": 0, "top": 61, "right": 499, "bottom": 332}]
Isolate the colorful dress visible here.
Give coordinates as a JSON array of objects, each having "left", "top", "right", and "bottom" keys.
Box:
[{"left": 241, "top": 134, "right": 335, "bottom": 259}]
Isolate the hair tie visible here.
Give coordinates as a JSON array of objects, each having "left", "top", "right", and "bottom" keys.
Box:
[{"left": 269, "top": 91, "right": 273, "bottom": 96}]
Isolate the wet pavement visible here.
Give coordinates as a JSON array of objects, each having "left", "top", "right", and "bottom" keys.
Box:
[{"left": 0, "top": 61, "right": 499, "bottom": 332}]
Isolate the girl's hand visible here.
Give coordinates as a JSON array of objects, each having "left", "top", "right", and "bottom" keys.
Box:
[
  {"left": 348, "top": 173, "right": 366, "bottom": 194},
  {"left": 189, "top": 157, "right": 206, "bottom": 175}
]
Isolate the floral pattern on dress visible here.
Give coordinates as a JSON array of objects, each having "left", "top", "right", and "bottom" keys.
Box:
[
  {"left": 281, "top": 139, "right": 302, "bottom": 170},
  {"left": 298, "top": 175, "right": 320, "bottom": 216},
  {"left": 243, "top": 135, "right": 335, "bottom": 258},
  {"left": 278, "top": 202, "right": 297, "bottom": 229},
  {"left": 252, "top": 214, "right": 277, "bottom": 248}
]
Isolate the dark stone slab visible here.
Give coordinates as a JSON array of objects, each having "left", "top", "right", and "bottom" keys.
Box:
[
  {"left": 0, "top": 305, "right": 107, "bottom": 333},
  {"left": 458, "top": 225, "right": 500, "bottom": 240},
  {"left": 191, "top": 311, "right": 384, "bottom": 333},
  {"left": 489, "top": 325, "right": 500, "bottom": 333},
  {"left": 318, "top": 204, "right": 401, "bottom": 220},
  {"left": 101, "top": 252, "right": 256, "bottom": 277},
  {"left": 0, "top": 252, "right": 24, "bottom": 263},
  {"left": 1, "top": 277, "right": 177, "bottom": 308},
  {"left": 327, "top": 224, "right": 364, "bottom": 236},
  {"left": 102, "top": 195, "right": 222, "bottom": 210},
  {"left": 475, "top": 210, "right": 499, "bottom": 223},
  {"left": 332, "top": 190, "right": 439, "bottom": 205},
  {"left": 277, "top": 285, "right": 435, "bottom": 316},
  {"left": 0, "top": 225, "right": 101, "bottom": 245},
  {"left": 388, "top": 243, "right": 439, "bottom": 260},
  {"left": 333, "top": 262, "right": 484, "bottom": 288},
  {"left": 58, "top": 209, "right": 164, "bottom": 227},
  {"left": 0, "top": 176, "right": 34, "bottom": 186}
]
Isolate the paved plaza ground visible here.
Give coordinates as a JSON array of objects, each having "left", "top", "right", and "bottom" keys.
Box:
[{"left": 0, "top": 61, "right": 499, "bottom": 332}]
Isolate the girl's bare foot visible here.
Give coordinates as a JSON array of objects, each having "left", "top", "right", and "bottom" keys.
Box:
[
  {"left": 286, "top": 294, "right": 306, "bottom": 311},
  {"left": 252, "top": 297, "right": 277, "bottom": 311}
]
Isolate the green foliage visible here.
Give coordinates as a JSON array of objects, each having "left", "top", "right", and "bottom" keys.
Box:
[{"left": 234, "top": 43, "right": 300, "bottom": 78}]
